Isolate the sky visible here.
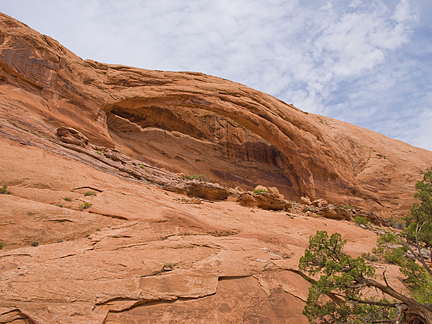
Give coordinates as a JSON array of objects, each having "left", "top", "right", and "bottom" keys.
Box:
[{"left": 1, "top": 0, "right": 431, "bottom": 151}]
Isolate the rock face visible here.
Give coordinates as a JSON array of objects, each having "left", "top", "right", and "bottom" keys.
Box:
[
  {"left": 0, "top": 12, "right": 431, "bottom": 324},
  {"left": 0, "top": 137, "right": 387, "bottom": 324},
  {"left": 1, "top": 12, "right": 432, "bottom": 219}
]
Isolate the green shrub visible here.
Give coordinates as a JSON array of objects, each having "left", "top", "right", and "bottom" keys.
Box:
[
  {"left": 378, "top": 233, "right": 399, "bottom": 244},
  {"left": 252, "top": 189, "right": 269, "bottom": 195},
  {"left": 343, "top": 205, "right": 353, "bottom": 209},
  {"left": 79, "top": 202, "right": 92, "bottom": 210},
  {"left": 63, "top": 197, "right": 72, "bottom": 202},
  {"left": 0, "top": 241, "right": 4, "bottom": 249},
  {"left": 362, "top": 252, "right": 379, "bottom": 262},
  {"left": 372, "top": 246, "right": 385, "bottom": 255},
  {"left": 139, "top": 164, "right": 146, "bottom": 169},
  {"left": 31, "top": 240, "right": 39, "bottom": 247},
  {"left": 354, "top": 216, "right": 368, "bottom": 226},
  {"left": 84, "top": 191, "right": 96, "bottom": 197},
  {"left": 386, "top": 217, "right": 406, "bottom": 230},
  {"left": 0, "top": 185, "right": 11, "bottom": 195},
  {"left": 163, "top": 262, "right": 175, "bottom": 270},
  {"left": 96, "top": 150, "right": 102, "bottom": 155},
  {"left": 58, "top": 204, "right": 64, "bottom": 208},
  {"left": 384, "top": 247, "right": 405, "bottom": 265},
  {"left": 180, "top": 174, "right": 207, "bottom": 181}
]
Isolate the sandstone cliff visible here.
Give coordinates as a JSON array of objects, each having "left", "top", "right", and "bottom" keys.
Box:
[
  {"left": 1, "top": 12, "right": 432, "bottom": 218},
  {"left": 0, "top": 12, "right": 432, "bottom": 323}
]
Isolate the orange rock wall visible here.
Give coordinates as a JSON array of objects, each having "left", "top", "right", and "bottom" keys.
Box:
[{"left": 1, "top": 12, "right": 432, "bottom": 218}]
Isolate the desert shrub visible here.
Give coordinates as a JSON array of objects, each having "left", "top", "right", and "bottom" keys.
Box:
[
  {"left": 252, "top": 189, "right": 269, "bottom": 195},
  {"left": 84, "top": 191, "right": 96, "bottom": 197},
  {"left": 354, "top": 216, "right": 368, "bottom": 226},
  {"left": 31, "top": 240, "right": 39, "bottom": 247},
  {"left": 79, "top": 202, "right": 92, "bottom": 210},
  {"left": 386, "top": 217, "right": 406, "bottom": 229},
  {"left": 372, "top": 246, "right": 385, "bottom": 255},
  {"left": 180, "top": 174, "right": 207, "bottom": 181},
  {"left": 139, "top": 164, "right": 146, "bottom": 169},
  {"left": 0, "top": 241, "right": 4, "bottom": 249},
  {"left": 362, "top": 252, "right": 379, "bottom": 262},
  {"left": 0, "top": 185, "right": 11, "bottom": 194},
  {"left": 163, "top": 262, "right": 175, "bottom": 270},
  {"left": 384, "top": 247, "right": 406, "bottom": 265},
  {"left": 378, "top": 233, "right": 399, "bottom": 244},
  {"left": 63, "top": 197, "right": 72, "bottom": 202},
  {"left": 343, "top": 205, "right": 353, "bottom": 209}
]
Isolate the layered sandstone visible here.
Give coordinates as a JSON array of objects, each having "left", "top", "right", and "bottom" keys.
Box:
[
  {"left": 1, "top": 13, "right": 432, "bottom": 218},
  {"left": 0, "top": 136, "right": 395, "bottom": 323},
  {"left": 1, "top": 11, "right": 432, "bottom": 323}
]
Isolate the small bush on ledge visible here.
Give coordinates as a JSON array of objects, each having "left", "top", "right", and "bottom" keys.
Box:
[
  {"left": 0, "top": 185, "right": 11, "bottom": 195},
  {"left": 252, "top": 189, "right": 269, "bottom": 195},
  {"left": 80, "top": 202, "right": 92, "bottom": 210},
  {"left": 180, "top": 174, "right": 207, "bottom": 181},
  {"left": 354, "top": 215, "right": 368, "bottom": 226}
]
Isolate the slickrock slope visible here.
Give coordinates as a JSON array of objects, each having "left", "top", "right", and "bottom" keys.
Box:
[
  {"left": 1, "top": 136, "right": 397, "bottom": 324},
  {"left": 0, "top": 12, "right": 431, "bottom": 323}
]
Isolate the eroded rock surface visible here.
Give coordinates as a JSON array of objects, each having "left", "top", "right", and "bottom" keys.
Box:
[
  {"left": 0, "top": 12, "right": 431, "bottom": 324},
  {"left": 0, "top": 137, "right": 388, "bottom": 323},
  {"left": 1, "top": 12, "right": 432, "bottom": 219}
]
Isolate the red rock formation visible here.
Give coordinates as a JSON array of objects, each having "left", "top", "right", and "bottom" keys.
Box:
[
  {"left": 1, "top": 12, "right": 432, "bottom": 219},
  {"left": 1, "top": 12, "right": 432, "bottom": 323}
]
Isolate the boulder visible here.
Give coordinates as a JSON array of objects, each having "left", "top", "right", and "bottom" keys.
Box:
[
  {"left": 311, "top": 199, "right": 328, "bottom": 208},
  {"left": 56, "top": 126, "right": 89, "bottom": 147},
  {"left": 301, "top": 196, "right": 312, "bottom": 205},
  {"left": 237, "top": 192, "right": 292, "bottom": 211}
]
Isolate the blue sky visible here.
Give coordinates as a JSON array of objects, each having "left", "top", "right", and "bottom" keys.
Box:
[{"left": 2, "top": 0, "right": 431, "bottom": 151}]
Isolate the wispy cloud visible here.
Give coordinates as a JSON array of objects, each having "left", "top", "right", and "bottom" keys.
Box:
[{"left": 2, "top": 0, "right": 431, "bottom": 151}]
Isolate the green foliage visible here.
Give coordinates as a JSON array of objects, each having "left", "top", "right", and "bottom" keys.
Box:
[
  {"left": 362, "top": 252, "right": 379, "bottom": 262},
  {"left": 0, "top": 241, "right": 4, "bottom": 249},
  {"left": 343, "top": 205, "right": 353, "bottom": 209},
  {"left": 299, "top": 231, "right": 393, "bottom": 323},
  {"left": 63, "top": 197, "right": 72, "bottom": 202},
  {"left": 354, "top": 216, "right": 368, "bottom": 226},
  {"left": 139, "top": 164, "right": 146, "bottom": 169},
  {"left": 96, "top": 150, "right": 102, "bottom": 155},
  {"left": 0, "top": 185, "right": 11, "bottom": 195},
  {"left": 300, "top": 230, "right": 432, "bottom": 323},
  {"left": 31, "top": 240, "right": 39, "bottom": 247},
  {"left": 400, "top": 258, "right": 432, "bottom": 304},
  {"left": 180, "top": 174, "right": 207, "bottom": 181},
  {"left": 84, "top": 191, "right": 96, "bottom": 197},
  {"left": 378, "top": 233, "right": 399, "bottom": 244},
  {"left": 58, "top": 204, "right": 64, "bottom": 208},
  {"left": 252, "top": 189, "right": 269, "bottom": 195},
  {"left": 384, "top": 247, "right": 406, "bottom": 265},
  {"left": 405, "top": 171, "right": 432, "bottom": 248},
  {"left": 386, "top": 217, "right": 406, "bottom": 229},
  {"left": 79, "top": 202, "right": 92, "bottom": 210},
  {"left": 163, "top": 262, "right": 175, "bottom": 270}
]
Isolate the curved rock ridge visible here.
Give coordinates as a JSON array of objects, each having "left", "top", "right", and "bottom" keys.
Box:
[{"left": 1, "top": 11, "right": 432, "bottom": 218}]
